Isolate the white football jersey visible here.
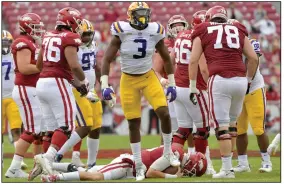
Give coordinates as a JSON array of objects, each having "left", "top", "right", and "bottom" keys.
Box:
[
  {"left": 77, "top": 42, "right": 97, "bottom": 90},
  {"left": 2, "top": 53, "right": 15, "bottom": 98},
  {"left": 111, "top": 21, "right": 165, "bottom": 74}
]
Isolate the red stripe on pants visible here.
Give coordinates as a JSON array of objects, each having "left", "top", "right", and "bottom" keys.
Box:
[
  {"left": 196, "top": 94, "right": 206, "bottom": 128},
  {"left": 60, "top": 78, "right": 73, "bottom": 130},
  {"left": 99, "top": 163, "right": 131, "bottom": 173},
  {"left": 55, "top": 78, "right": 68, "bottom": 126},
  {"left": 18, "top": 86, "right": 30, "bottom": 131},
  {"left": 200, "top": 92, "right": 209, "bottom": 127},
  {"left": 23, "top": 86, "right": 35, "bottom": 133},
  {"left": 209, "top": 76, "right": 218, "bottom": 127}
]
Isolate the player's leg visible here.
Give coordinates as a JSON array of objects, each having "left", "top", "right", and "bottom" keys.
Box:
[
  {"left": 143, "top": 70, "right": 179, "bottom": 167},
  {"left": 233, "top": 100, "right": 251, "bottom": 172},
  {"left": 87, "top": 100, "right": 103, "bottom": 167},
  {"left": 120, "top": 72, "right": 145, "bottom": 181},
  {"left": 247, "top": 88, "right": 272, "bottom": 172},
  {"left": 187, "top": 134, "right": 195, "bottom": 154},
  {"left": 6, "top": 86, "right": 42, "bottom": 178}
]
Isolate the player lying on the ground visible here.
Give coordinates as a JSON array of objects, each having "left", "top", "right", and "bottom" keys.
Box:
[{"left": 41, "top": 145, "right": 207, "bottom": 182}]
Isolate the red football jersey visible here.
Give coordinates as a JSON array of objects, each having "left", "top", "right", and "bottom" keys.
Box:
[
  {"left": 191, "top": 22, "right": 248, "bottom": 78},
  {"left": 141, "top": 144, "right": 184, "bottom": 170},
  {"left": 12, "top": 35, "right": 39, "bottom": 87},
  {"left": 40, "top": 30, "right": 81, "bottom": 81},
  {"left": 161, "top": 38, "right": 175, "bottom": 79},
  {"left": 174, "top": 30, "right": 207, "bottom": 90}
]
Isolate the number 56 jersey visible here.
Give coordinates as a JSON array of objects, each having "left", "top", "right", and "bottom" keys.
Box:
[{"left": 111, "top": 21, "right": 165, "bottom": 74}]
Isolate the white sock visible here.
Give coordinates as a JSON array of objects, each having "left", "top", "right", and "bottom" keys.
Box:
[
  {"left": 162, "top": 133, "right": 172, "bottom": 155},
  {"left": 205, "top": 146, "right": 212, "bottom": 162},
  {"left": 58, "top": 172, "right": 80, "bottom": 181},
  {"left": 9, "top": 154, "right": 23, "bottom": 170},
  {"left": 261, "top": 152, "right": 271, "bottom": 163},
  {"left": 57, "top": 131, "right": 82, "bottom": 155},
  {"left": 72, "top": 151, "right": 80, "bottom": 158},
  {"left": 221, "top": 156, "right": 232, "bottom": 171},
  {"left": 130, "top": 142, "right": 142, "bottom": 167},
  {"left": 45, "top": 146, "right": 57, "bottom": 162},
  {"left": 238, "top": 154, "right": 249, "bottom": 166},
  {"left": 87, "top": 137, "right": 99, "bottom": 165},
  {"left": 188, "top": 147, "right": 195, "bottom": 154},
  {"left": 52, "top": 162, "right": 70, "bottom": 172}
]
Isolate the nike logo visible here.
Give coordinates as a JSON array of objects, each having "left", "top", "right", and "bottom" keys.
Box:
[
  {"left": 251, "top": 93, "right": 256, "bottom": 95},
  {"left": 9, "top": 170, "right": 15, "bottom": 174}
]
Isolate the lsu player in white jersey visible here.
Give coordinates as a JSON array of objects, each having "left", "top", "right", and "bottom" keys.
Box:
[
  {"left": 233, "top": 38, "right": 272, "bottom": 173},
  {"left": 55, "top": 19, "right": 103, "bottom": 168},
  {"left": 1, "top": 30, "right": 27, "bottom": 170},
  {"left": 101, "top": 2, "right": 179, "bottom": 181}
]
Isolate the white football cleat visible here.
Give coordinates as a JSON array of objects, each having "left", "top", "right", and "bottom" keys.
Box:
[
  {"left": 71, "top": 152, "right": 85, "bottom": 168},
  {"left": 232, "top": 164, "right": 251, "bottom": 173},
  {"left": 163, "top": 152, "right": 180, "bottom": 167},
  {"left": 21, "top": 161, "right": 28, "bottom": 170},
  {"left": 205, "top": 160, "right": 216, "bottom": 175},
  {"left": 5, "top": 169, "right": 28, "bottom": 178},
  {"left": 212, "top": 170, "right": 235, "bottom": 179},
  {"left": 28, "top": 159, "right": 43, "bottom": 181},
  {"left": 34, "top": 154, "right": 53, "bottom": 175},
  {"left": 259, "top": 161, "right": 272, "bottom": 173},
  {"left": 135, "top": 164, "right": 146, "bottom": 181}
]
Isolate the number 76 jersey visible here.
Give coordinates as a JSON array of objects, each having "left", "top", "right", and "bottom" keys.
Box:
[
  {"left": 111, "top": 21, "right": 165, "bottom": 74},
  {"left": 191, "top": 21, "right": 248, "bottom": 78}
]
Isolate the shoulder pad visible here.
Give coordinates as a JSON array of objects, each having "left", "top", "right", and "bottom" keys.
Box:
[
  {"left": 111, "top": 21, "right": 125, "bottom": 35},
  {"left": 152, "top": 22, "right": 165, "bottom": 35},
  {"left": 12, "top": 38, "right": 35, "bottom": 52}
]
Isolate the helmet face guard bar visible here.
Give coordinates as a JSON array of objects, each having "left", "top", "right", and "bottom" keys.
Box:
[{"left": 132, "top": 8, "right": 151, "bottom": 28}]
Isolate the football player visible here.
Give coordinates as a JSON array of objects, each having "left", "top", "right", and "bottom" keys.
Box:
[
  {"left": 29, "top": 7, "right": 88, "bottom": 180},
  {"left": 41, "top": 146, "right": 207, "bottom": 182},
  {"left": 5, "top": 14, "right": 45, "bottom": 178},
  {"left": 100, "top": 2, "right": 179, "bottom": 181},
  {"left": 188, "top": 6, "right": 258, "bottom": 178},
  {"left": 2, "top": 30, "right": 28, "bottom": 171},
  {"left": 233, "top": 38, "right": 272, "bottom": 173},
  {"left": 55, "top": 19, "right": 103, "bottom": 168},
  {"left": 267, "top": 133, "right": 280, "bottom": 155},
  {"left": 171, "top": 10, "right": 216, "bottom": 175}
]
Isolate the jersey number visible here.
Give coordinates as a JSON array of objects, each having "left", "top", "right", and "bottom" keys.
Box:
[
  {"left": 2, "top": 62, "right": 11, "bottom": 80},
  {"left": 207, "top": 25, "right": 240, "bottom": 49},
  {"left": 133, "top": 39, "right": 147, "bottom": 59},
  {"left": 174, "top": 38, "right": 192, "bottom": 64},
  {"left": 82, "top": 52, "right": 95, "bottom": 71},
  {"left": 42, "top": 37, "right": 62, "bottom": 62}
]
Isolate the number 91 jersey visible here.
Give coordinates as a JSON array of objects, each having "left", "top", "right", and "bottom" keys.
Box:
[
  {"left": 77, "top": 43, "right": 97, "bottom": 89},
  {"left": 111, "top": 21, "right": 165, "bottom": 74}
]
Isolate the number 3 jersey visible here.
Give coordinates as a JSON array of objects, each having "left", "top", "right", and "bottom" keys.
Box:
[
  {"left": 2, "top": 53, "right": 15, "bottom": 98},
  {"left": 191, "top": 21, "right": 248, "bottom": 78},
  {"left": 40, "top": 30, "right": 82, "bottom": 82},
  {"left": 77, "top": 43, "right": 97, "bottom": 89},
  {"left": 111, "top": 21, "right": 165, "bottom": 74}
]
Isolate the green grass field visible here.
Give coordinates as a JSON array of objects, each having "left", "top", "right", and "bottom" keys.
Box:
[{"left": 2, "top": 134, "right": 281, "bottom": 182}]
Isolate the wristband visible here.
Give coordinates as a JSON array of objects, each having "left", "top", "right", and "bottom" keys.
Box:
[
  {"left": 165, "top": 174, "right": 178, "bottom": 178},
  {"left": 100, "top": 75, "right": 109, "bottom": 89},
  {"left": 167, "top": 74, "right": 176, "bottom": 86},
  {"left": 190, "top": 80, "right": 197, "bottom": 89}
]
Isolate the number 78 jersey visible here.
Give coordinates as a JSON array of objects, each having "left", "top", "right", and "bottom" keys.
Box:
[
  {"left": 191, "top": 22, "right": 248, "bottom": 78},
  {"left": 111, "top": 21, "right": 165, "bottom": 74}
]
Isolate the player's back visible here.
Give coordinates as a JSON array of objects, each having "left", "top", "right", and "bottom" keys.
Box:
[
  {"left": 11, "top": 35, "right": 39, "bottom": 87},
  {"left": 141, "top": 145, "right": 184, "bottom": 170},
  {"left": 40, "top": 30, "right": 81, "bottom": 82},
  {"left": 192, "top": 21, "right": 248, "bottom": 78},
  {"left": 174, "top": 30, "right": 206, "bottom": 90}
]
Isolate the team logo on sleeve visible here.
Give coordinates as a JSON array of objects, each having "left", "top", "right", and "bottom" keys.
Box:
[
  {"left": 74, "top": 38, "right": 82, "bottom": 44},
  {"left": 16, "top": 42, "right": 27, "bottom": 49}
]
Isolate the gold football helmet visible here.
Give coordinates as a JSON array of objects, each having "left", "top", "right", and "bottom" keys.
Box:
[
  {"left": 81, "top": 19, "right": 95, "bottom": 46},
  {"left": 2, "top": 30, "right": 13, "bottom": 55},
  {"left": 127, "top": 2, "right": 151, "bottom": 29}
]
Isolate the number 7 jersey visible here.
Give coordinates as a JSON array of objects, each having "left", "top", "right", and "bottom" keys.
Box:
[
  {"left": 191, "top": 21, "right": 248, "bottom": 78},
  {"left": 111, "top": 21, "right": 165, "bottom": 74}
]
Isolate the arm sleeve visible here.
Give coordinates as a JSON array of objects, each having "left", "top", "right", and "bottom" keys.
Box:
[
  {"left": 13, "top": 39, "right": 34, "bottom": 52},
  {"left": 154, "top": 23, "right": 166, "bottom": 44},
  {"left": 110, "top": 21, "right": 124, "bottom": 38},
  {"left": 63, "top": 33, "right": 82, "bottom": 49},
  {"left": 236, "top": 22, "right": 249, "bottom": 37}
]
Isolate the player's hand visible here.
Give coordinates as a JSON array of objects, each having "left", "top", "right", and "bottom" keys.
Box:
[
  {"left": 246, "top": 82, "right": 251, "bottom": 95},
  {"left": 86, "top": 91, "right": 100, "bottom": 103},
  {"left": 267, "top": 143, "right": 279, "bottom": 155},
  {"left": 160, "top": 78, "right": 169, "bottom": 88},
  {"left": 175, "top": 167, "right": 183, "bottom": 178},
  {"left": 102, "top": 86, "right": 116, "bottom": 108},
  {"left": 71, "top": 78, "right": 89, "bottom": 97},
  {"left": 189, "top": 87, "right": 199, "bottom": 105},
  {"left": 166, "top": 86, "right": 177, "bottom": 102}
]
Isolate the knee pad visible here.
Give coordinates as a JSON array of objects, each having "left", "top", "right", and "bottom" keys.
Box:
[
  {"left": 20, "top": 131, "right": 36, "bottom": 144},
  {"left": 57, "top": 126, "right": 72, "bottom": 138},
  {"left": 229, "top": 127, "right": 237, "bottom": 138},
  {"left": 193, "top": 127, "right": 210, "bottom": 140},
  {"left": 252, "top": 127, "right": 265, "bottom": 136},
  {"left": 215, "top": 129, "right": 231, "bottom": 141},
  {"left": 173, "top": 128, "right": 192, "bottom": 145}
]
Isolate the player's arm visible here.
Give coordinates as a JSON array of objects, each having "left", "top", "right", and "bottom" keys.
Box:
[
  {"left": 65, "top": 46, "right": 85, "bottom": 81},
  {"left": 94, "top": 64, "right": 101, "bottom": 84},
  {"left": 152, "top": 52, "right": 169, "bottom": 87},
  {"left": 36, "top": 48, "right": 43, "bottom": 71},
  {"left": 189, "top": 37, "right": 203, "bottom": 82},
  {"left": 155, "top": 39, "right": 174, "bottom": 75},
  {"left": 198, "top": 53, "right": 209, "bottom": 83},
  {"left": 242, "top": 36, "right": 258, "bottom": 81},
  {"left": 146, "top": 156, "right": 180, "bottom": 179},
  {"left": 100, "top": 35, "right": 121, "bottom": 89},
  {"left": 17, "top": 49, "right": 40, "bottom": 75}
]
